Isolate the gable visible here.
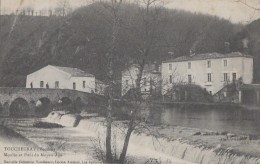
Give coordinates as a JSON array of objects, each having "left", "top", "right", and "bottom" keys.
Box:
[{"left": 27, "top": 65, "right": 71, "bottom": 78}]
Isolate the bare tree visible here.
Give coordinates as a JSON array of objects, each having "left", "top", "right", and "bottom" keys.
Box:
[
  {"left": 117, "top": 0, "right": 168, "bottom": 162},
  {"left": 235, "top": 0, "right": 260, "bottom": 22},
  {"left": 235, "top": 0, "right": 260, "bottom": 11},
  {"left": 84, "top": 0, "right": 167, "bottom": 162},
  {"left": 56, "top": 0, "right": 72, "bottom": 17}
]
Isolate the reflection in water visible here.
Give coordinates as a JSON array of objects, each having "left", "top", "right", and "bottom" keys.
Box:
[{"left": 148, "top": 106, "right": 260, "bottom": 135}]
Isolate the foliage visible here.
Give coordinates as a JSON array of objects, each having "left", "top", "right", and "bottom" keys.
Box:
[{"left": 0, "top": 2, "right": 243, "bottom": 86}]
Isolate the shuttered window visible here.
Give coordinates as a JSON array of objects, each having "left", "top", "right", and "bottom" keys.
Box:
[
  {"left": 188, "top": 75, "right": 192, "bottom": 83},
  {"left": 208, "top": 73, "right": 212, "bottom": 82},
  {"left": 224, "top": 73, "right": 228, "bottom": 82}
]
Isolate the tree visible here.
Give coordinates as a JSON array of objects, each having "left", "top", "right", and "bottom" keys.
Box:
[
  {"left": 55, "top": 0, "right": 72, "bottom": 17},
  {"left": 235, "top": 0, "right": 260, "bottom": 22},
  {"left": 87, "top": 0, "right": 167, "bottom": 162}
]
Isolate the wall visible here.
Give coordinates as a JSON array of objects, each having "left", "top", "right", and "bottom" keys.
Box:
[
  {"left": 162, "top": 57, "right": 253, "bottom": 95},
  {"left": 69, "top": 77, "right": 95, "bottom": 93},
  {"left": 26, "top": 65, "right": 71, "bottom": 89},
  {"left": 122, "top": 65, "right": 161, "bottom": 96}
]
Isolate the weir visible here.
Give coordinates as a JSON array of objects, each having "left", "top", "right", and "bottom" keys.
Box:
[{"left": 77, "top": 119, "right": 260, "bottom": 164}]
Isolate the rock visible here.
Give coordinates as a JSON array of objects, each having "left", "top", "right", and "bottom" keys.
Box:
[
  {"left": 41, "top": 111, "right": 81, "bottom": 127},
  {"left": 202, "top": 131, "right": 218, "bottom": 136},
  {"left": 220, "top": 131, "right": 228, "bottom": 135},
  {"left": 227, "top": 133, "right": 236, "bottom": 139},
  {"left": 60, "top": 114, "right": 81, "bottom": 127},
  {"left": 193, "top": 132, "right": 201, "bottom": 136}
]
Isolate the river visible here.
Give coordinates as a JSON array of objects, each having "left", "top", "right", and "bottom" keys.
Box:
[{"left": 148, "top": 105, "right": 260, "bottom": 136}]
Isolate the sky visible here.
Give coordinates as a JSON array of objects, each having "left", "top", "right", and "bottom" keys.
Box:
[{"left": 0, "top": 0, "right": 260, "bottom": 24}]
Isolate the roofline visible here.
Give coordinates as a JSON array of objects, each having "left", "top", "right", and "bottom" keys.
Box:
[
  {"left": 49, "top": 65, "right": 72, "bottom": 77},
  {"left": 27, "top": 65, "right": 71, "bottom": 78},
  {"left": 50, "top": 65, "right": 95, "bottom": 77},
  {"left": 162, "top": 54, "right": 253, "bottom": 63}
]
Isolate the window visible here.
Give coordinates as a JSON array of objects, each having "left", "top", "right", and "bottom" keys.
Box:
[
  {"left": 207, "top": 73, "right": 212, "bottom": 82},
  {"left": 73, "top": 82, "right": 76, "bottom": 90},
  {"left": 169, "top": 64, "right": 172, "bottom": 70},
  {"left": 169, "top": 75, "right": 172, "bottom": 83},
  {"left": 232, "top": 73, "right": 236, "bottom": 82},
  {"left": 83, "top": 81, "right": 86, "bottom": 88},
  {"left": 40, "top": 81, "right": 44, "bottom": 88},
  {"left": 207, "top": 61, "right": 211, "bottom": 68},
  {"left": 126, "top": 80, "right": 128, "bottom": 85},
  {"left": 224, "top": 60, "right": 227, "bottom": 67},
  {"left": 55, "top": 81, "right": 59, "bottom": 88},
  {"left": 224, "top": 73, "right": 228, "bottom": 82},
  {"left": 188, "top": 62, "right": 191, "bottom": 69},
  {"left": 188, "top": 75, "right": 192, "bottom": 83}
]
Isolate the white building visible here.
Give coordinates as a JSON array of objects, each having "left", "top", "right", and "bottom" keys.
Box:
[
  {"left": 161, "top": 52, "right": 253, "bottom": 95},
  {"left": 26, "top": 65, "right": 106, "bottom": 95},
  {"left": 122, "top": 64, "right": 161, "bottom": 97}
]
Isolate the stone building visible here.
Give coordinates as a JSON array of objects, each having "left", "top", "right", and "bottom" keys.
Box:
[
  {"left": 26, "top": 65, "right": 106, "bottom": 95},
  {"left": 161, "top": 52, "right": 253, "bottom": 95},
  {"left": 121, "top": 64, "right": 161, "bottom": 97}
]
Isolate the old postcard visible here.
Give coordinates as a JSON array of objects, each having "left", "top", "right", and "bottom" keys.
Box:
[{"left": 0, "top": 0, "right": 260, "bottom": 163}]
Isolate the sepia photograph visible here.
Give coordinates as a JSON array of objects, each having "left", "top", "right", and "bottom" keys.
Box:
[{"left": 0, "top": 0, "right": 260, "bottom": 163}]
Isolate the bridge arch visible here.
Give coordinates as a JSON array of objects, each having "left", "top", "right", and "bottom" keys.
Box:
[
  {"left": 35, "top": 97, "right": 51, "bottom": 117},
  {"left": 60, "top": 97, "right": 72, "bottom": 105},
  {"left": 73, "top": 97, "right": 83, "bottom": 113},
  {"left": 9, "top": 98, "right": 30, "bottom": 117}
]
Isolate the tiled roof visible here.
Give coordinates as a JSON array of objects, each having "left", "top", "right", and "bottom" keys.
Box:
[
  {"left": 51, "top": 65, "right": 94, "bottom": 77},
  {"left": 163, "top": 52, "right": 252, "bottom": 63}
]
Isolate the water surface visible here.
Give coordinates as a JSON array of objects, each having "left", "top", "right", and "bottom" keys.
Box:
[{"left": 148, "top": 106, "right": 260, "bottom": 135}]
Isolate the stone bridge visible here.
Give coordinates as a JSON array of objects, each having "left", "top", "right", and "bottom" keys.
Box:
[{"left": 0, "top": 87, "right": 106, "bottom": 117}]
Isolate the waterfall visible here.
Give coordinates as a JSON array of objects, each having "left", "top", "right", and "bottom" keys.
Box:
[{"left": 77, "top": 118, "right": 260, "bottom": 164}]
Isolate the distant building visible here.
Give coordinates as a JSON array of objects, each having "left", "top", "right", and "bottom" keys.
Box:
[
  {"left": 161, "top": 52, "right": 253, "bottom": 95},
  {"left": 95, "top": 79, "right": 108, "bottom": 95},
  {"left": 121, "top": 64, "right": 161, "bottom": 97},
  {"left": 26, "top": 65, "right": 106, "bottom": 95}
]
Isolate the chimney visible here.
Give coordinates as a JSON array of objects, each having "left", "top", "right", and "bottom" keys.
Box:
[{"left": 224, "top": 42, "right": 230, "bottom": 53}]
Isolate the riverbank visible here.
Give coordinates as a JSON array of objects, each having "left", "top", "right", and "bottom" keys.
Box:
[
  {"left": 1, "top": 117, "right": 193, "bottom": 164},
  {"left": 153, "top": 101, "right": 241, "bottom": 109}
]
